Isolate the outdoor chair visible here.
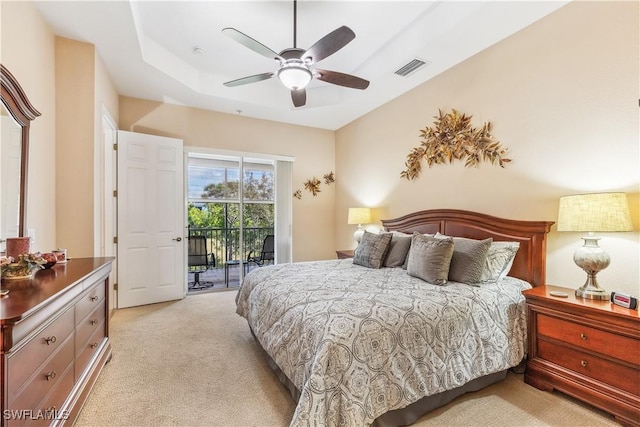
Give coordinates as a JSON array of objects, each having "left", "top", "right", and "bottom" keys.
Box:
[
  {"left": 188, "top": 235, "right": 216, "bottom": 289},
  {"left": 247, "top": 234, "right": 275, "bottom": 268}
]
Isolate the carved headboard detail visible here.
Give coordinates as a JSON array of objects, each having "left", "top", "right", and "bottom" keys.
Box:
[{"left": 381, "top": 209, "right": 554, "bottom": 287}]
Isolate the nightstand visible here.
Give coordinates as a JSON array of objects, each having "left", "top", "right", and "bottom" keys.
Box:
[
  {"left": 523, "top": 285, "right": 640, "bottom": 426},
  {"left": 336, "top": 250, "right": 355, "bottom": 259}
]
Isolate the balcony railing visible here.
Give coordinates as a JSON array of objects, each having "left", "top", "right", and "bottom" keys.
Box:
[{"left": 187, "top": 226, "right": 274, "bottom": 268}]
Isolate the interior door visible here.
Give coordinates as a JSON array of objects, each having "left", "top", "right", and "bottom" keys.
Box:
[{"left": 117, "top": 130, "right": 184, "bottom": 308}]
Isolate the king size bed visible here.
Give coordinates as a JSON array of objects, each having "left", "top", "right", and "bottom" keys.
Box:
[{"left": 236, "top": 209, "right": 553, "bottom": 426}]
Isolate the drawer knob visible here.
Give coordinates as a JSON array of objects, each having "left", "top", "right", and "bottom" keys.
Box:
[
  {"left": 90, "top": 295, "right": 99, "bottom": 302},
  {"left": 44, "top": 336, "right": 57, "bottom": 345},
  {"left": 580, "top": 333, "right": 587, "bottom": 340},
  {"left": 45, "top": 371, "right": 57, "bottom": 381},
  {"left": 90, "top": 342, "right": 98, "bottom": 349},
  {"left": 580, "top": 360, "right": 588, "bottom": 367},
  {"left": 90, "top": 318, "right": 99, "bottom": 325}
]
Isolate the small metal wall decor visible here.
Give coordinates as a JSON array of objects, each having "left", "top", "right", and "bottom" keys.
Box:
[
  {"left": 294, "top": 171, "right": 335, "bottom": 199},
  {"left": 401, "top": 109, "right": 511, "bottom": 181}
]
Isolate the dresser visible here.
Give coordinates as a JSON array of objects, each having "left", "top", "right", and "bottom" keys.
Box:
[
  {"left": 523, "top": 285, "right": 640, "bottom": 426},
  {"left": 1, "top": 258, "right": 114, "bottom": 427}
]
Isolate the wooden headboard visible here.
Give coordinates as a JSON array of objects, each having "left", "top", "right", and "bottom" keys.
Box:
[{"left": 381, "top": 209, "right": 554, "bottom": 287}]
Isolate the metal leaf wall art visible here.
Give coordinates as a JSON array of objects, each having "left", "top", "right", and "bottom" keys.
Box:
[
  {"left": 304, "top": 177, "right": 322, "bottom": 196},
  {"left": 401, "top": 109, "right": 511, "bottom": 181},
  {"left": 294, "top": 171, "right": 335, "bottom": 199}
]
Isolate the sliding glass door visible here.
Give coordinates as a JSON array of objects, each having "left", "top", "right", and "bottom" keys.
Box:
[{"left": 186, "top": 153, "right": 283, "bottom": 289}]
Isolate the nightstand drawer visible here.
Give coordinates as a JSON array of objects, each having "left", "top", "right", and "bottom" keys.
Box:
[
  {"left": 537, "top": 313, "right": 640, "bottom": 366},
  {"left": 538, "top": 338, "right": 640, "bottom": 395}
]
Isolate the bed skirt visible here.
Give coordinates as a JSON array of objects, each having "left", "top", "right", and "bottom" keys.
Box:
[{"left": 257, "top": 331, "right": 508, "bottom": 427}]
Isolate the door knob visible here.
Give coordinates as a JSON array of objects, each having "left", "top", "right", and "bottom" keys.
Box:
[{"left": 173, "top": 237, "right": 182, "bottom": 242}]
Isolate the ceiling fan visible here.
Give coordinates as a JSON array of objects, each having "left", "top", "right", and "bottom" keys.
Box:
[{"left": 222, "top": 0, "right": 370, "bottom": 108}]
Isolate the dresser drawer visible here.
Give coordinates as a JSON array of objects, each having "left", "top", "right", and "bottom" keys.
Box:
[
  {"left": 538, "top": 338, "right": 640, "bottom": 395},
  {"left": 7, "top": 334, "right": 74, "bottom": 413},
  {"left": 76, "top": 320, "right": 106, "bottom": 380},
  {"left": 75, "top": 281, "right": 105, "bottom": 324},
  {"left": 6, "top": 308, "right": 74, "bottom": 395},
  {"left": 7, "top": 364, "right": 75, "bottom": 427},
  {"left": 75, "top": 302, "right": 106, "bottom": 357},
  {"left": 537, "top": 313, "right": 639, "bottom": 366}
]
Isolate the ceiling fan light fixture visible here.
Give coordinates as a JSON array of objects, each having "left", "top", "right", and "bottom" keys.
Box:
[{"left": 277, "top": 64, "right": 312, "bottom": 90}]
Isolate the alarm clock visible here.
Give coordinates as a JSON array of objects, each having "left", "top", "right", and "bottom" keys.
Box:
[{"left": 610, "top": 292, "right": 638, "bottom": 310}]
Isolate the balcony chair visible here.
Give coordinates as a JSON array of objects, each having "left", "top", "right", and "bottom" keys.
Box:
[
  {"left": 247, "top": 234, "right": 275, "bottom": 268},
  {"left": 188, "top": 235, "right": 216, "bottom": 290}
]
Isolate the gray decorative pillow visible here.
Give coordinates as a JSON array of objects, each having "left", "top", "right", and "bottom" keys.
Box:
[
  {"left": 480, "top": 241, "right": 520, "bottom": 283},
  {"left": 448, "top": 237, "right": 493, "bottom": 284},
  {"left": 353, "top": 231, "right": 392, "bottom": 269},
  {"left": 406, "top": 234, "right": 454, "bottom": 285},
  {"left": 381, "top": 232, "right": 412, "bottom": 268}
]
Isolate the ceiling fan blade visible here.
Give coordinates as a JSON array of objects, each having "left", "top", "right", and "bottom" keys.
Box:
[
  {"left": 302, "top": 26, "right": 355, "bottom": 63},
  {"left": 224, "top": 72, "right": 275, "bottom": 87},
  {"left": 222, "top": 28, "right": 283, "bottom": 61},
  {"left": 291, "top": 89, "right": 306, "bottom": 107},
  {"left": 315, "top": 69, "right": 369, "bottom": 90}
]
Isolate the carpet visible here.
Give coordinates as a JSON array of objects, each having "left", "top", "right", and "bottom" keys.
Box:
[{"left": 76, "top": 290, "right": 617, "bottom": 426}]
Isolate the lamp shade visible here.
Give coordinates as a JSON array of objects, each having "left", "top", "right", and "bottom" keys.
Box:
[
  {"left": 557, "top": 192, "right": 633, "bottom": 232},
  {"left": 348, "top": 207, "right": 372, "bottom": 225}
]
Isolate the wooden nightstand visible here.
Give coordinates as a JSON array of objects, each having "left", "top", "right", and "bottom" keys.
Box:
[
  {"left": 336, "top": 250, "right": 355, "bottom": 259},
  {"left": 523, "top": 285, "right": 640, "bottom": 426}
]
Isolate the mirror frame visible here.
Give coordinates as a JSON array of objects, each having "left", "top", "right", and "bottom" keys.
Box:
[{"left": 1, "top": 64, "right": 41, "bottom": 237}]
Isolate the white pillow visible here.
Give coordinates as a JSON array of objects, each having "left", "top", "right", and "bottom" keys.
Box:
[{"left": 480, "top": 241, "right": 520, "bottom": 282}]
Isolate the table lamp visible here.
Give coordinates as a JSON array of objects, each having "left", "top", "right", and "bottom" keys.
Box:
[
  {"left": 557, "top": 192, "right": 633, "bottom": 300},
  {"left": 348, "top": 207, "right": 372, "bottom": 243}
]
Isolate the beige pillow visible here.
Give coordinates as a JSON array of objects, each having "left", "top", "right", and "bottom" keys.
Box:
[{"left": 406, "top": 234, "right": 454, "bottom": 285}]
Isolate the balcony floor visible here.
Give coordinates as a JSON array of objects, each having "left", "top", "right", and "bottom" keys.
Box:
[{"left": 187, "top": 263, "right": 260, "bottom": 292}]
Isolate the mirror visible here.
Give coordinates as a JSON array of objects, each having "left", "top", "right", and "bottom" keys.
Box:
[{"left": 0, "top": 64, "right": 41, "bottom": 246}]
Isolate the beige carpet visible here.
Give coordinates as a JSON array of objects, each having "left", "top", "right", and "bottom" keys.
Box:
[{"left": 76, "top": 290, "right": 617, "bottom": 427}]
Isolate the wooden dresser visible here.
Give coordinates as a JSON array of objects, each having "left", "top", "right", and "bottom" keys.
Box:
[
  {"left": 523, "top": 285, "right": 640, "bottom": 426},
  {"left": 1, "top": 257, "right": 114, "bottom": 427}
]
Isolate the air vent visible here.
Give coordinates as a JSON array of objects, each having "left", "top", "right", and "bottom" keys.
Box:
[{"left": 394, "top": 58, "right": 428, "bottom": 77}]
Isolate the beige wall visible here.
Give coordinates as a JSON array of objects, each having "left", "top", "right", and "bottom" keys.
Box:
[
  {"left": 55, "top": 37, "right": 120, "bottom": 258},
  {"left": 1, "top": 1, "right": 56, "bottom": 253},
  {"left": 335, "top": 1, "right": 640, "bottom": 296},
  {"left": 119, "top": 97, "right": 336, "bottom": 261}
]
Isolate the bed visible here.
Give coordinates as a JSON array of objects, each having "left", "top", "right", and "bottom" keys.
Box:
[{"left": 236, "top": 209, "right": 553, "bottom": 426}]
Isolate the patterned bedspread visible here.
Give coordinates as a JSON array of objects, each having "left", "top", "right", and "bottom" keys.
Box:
[{"left": 236, "top": 259, "right": 531, "bottom": 427}]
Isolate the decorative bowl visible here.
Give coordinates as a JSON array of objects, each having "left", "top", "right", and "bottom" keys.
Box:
[{"left": 41, "top": 252, "right": 58, "bottom": 269}]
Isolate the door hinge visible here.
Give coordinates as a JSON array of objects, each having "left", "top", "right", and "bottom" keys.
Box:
[
  {"left": 113, "top": 143, "right": 118, "bottom": 150},
  {"left": 113, "top": 283, "right": 118, "bottom": 291},
  {"left": 113, "top": 190, "right": 117, "bottom": 197},
  {"left": 113, "top": 236, "right": 118, "bottom": 244}
]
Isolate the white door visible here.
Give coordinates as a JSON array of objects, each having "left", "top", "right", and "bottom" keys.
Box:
[{"left": 117, "top": 131, "right": 184, "bottom": 308}]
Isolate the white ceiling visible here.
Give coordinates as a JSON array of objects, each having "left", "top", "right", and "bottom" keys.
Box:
[{"left": 35, "top": 1, "right": 569, "bottom": 130}]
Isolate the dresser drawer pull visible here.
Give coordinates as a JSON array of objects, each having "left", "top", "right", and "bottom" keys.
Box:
[
  {"left": 90, "top": 342, "right": 99, "bottom": 349},
  {"left": 90, "top": 295, "right": 99, "bottom": 302},
  {"left": 44, "top": 336, "right": 57, "bottom": 345},
  {"left": 90, "top": 318, "right": 99, "bottom": 325},
  {"left": 45, "top": 371, "right": 57, "bottom": 381},
  {"left": 580, "top": 333, "right": 587, "bottom": 340},
  {"left": 580, "top": 360, "right": 588, "bottom": 367}
]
